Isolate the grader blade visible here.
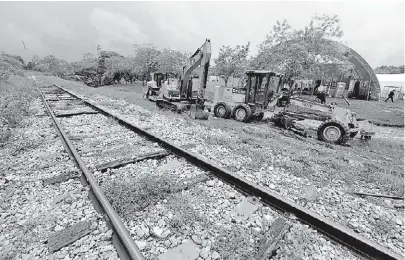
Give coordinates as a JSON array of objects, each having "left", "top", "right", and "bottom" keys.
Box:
[{"left": 189, "top": 104, "right": 209, "bottom": 120}]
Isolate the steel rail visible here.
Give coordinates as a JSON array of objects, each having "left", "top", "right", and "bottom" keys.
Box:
[
  {"left": 56, "top": 85, "right": 403, "bottom": 260},
  {"left": 35, "top": 83, "right": 145, "bottom": 260}
]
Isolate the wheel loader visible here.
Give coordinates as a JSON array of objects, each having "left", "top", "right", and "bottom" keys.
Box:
[{"left": 155, "top": 39, "right": 212, "bottom": 120}]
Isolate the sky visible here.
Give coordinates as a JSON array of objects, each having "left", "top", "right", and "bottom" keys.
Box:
[{"left": 0, "top": 1, "right": 404, "bottom": 68}]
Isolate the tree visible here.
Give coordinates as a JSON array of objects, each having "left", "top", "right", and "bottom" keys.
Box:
[
  {"left": 157, "top": 48, "right": 190, "bottom": 76},
  {"left": 133, "top": 43, "right": 161, "bottom": 80},
  {"left": 214, "top": 42, "right": 250, "bottom": 86},
  {"left": 253, "top": 14, "right": 348, "bottom": 80},
  {"left": 374, "top": 65, "right": 404, "bottom": 74},
  {"left": 103, "top": 56, "right": 137, "bottom": 85},
  {"left": 0, "top": 53, "right": 24, "bottom": 81},
  {"left": 32, "top": 55, "right": 73, "bottom": 78}
]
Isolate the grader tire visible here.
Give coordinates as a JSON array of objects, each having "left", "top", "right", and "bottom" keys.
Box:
[
  {"left": 214, "top": 102, "right": 232, "bottom": 119},
  {"left": 232, "top": 104, "right": 252, "bottom": 123},
  {"left": 317, "top": 120, "right": 349, "bottom": 144}
]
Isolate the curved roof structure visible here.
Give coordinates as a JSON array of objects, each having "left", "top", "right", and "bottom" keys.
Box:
[
  {"left": 339, "top": 42, "right": 381, "bottom": 94},
  {"left": 265, "top": 38, "right": 381, "bottom": 95}
]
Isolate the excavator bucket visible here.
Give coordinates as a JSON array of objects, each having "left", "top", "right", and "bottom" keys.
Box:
[{"left": 189, "top": 104, "right": 209, "bottom": 120}]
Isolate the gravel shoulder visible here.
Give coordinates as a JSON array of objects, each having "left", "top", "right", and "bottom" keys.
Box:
[
  {"left": 37, "top": 75, "right": 404, "bottom": 256},
  {"left": 0, "top": 76, "right": 121, "bottom": 260}
]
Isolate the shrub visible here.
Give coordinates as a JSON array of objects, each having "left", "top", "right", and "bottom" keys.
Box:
[
  {"left": 102, "top": 174, "right": 176, "bottom": 220},
  {"left": 0, "top": 77, "right": 37, "bottom": 145},
  {"left": 0, "top": 53, "right": 24, "bottom": 81}
]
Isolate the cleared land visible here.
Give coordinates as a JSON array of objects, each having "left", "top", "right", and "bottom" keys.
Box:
[{"left": 36, "top": 75, "right": 404, "bottom": 255}]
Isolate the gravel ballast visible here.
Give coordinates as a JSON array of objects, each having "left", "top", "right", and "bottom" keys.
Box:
[
  {"left": 43, "top": 76, "right": 404, "bottom": 257},
  {"left": 0, "top": 77, "right": 121, "bottom": 260}
]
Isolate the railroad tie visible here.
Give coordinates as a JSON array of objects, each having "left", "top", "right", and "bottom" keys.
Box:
[
  {"left": 42, "top": 171, "right": 80, "bottom": 186},
  {"left": 254, "top": 217, "right": 291, "bottom": 260},
  {"left": 95, "top": 150, "right": 170, "bottom": 172},
  {"left": 55, "top": 111, "right": 99, "bottom": 117},
  {"left": 47, "top": 221, "right": 93, "bottom": 253}
]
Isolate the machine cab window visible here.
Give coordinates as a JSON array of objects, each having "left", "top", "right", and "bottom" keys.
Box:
[{"left": 232, "top": 77, "right": 249, "bottom": 94}]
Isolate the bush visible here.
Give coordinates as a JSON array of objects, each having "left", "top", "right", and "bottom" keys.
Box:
[
  {"left": 0, "top": 53, "right": 24, "bottom": 81},
  {"left": 0, "top": 77, "right": 37, "bottom": 145}
]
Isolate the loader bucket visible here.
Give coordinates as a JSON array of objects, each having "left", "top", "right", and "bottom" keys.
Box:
[{"left": 189, "top": 104, "right": 209, "bottom": 120}]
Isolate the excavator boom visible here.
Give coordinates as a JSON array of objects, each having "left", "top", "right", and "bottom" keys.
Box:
[
  {"left": 156, "top": 39, "right": 212, "bottom": 120},
  {"left": 180, "top": 39, "right": 211, "bottom": 99}
]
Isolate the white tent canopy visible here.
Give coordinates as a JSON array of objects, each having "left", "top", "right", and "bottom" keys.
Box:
[{"left": 376, "top": 74, "right": 404, "bottom": 98}]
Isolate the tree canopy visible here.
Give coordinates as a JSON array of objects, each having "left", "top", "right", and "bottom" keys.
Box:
[
  {"left": 252, "top": 14, "right": 351, "bottom": 81},
  {"left": 374, "top": 65, "right": 404, "bottom": 74},
  {"left": 214, "top": 42, "right": 250, "bottom": 86},
  {"left": 157, "top": 48, "right": 190, "bottom": 76}
]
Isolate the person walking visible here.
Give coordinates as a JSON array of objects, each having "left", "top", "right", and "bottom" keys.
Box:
[
  {"left": 317, "top": 85, "right": 327, "bottom": 104},
  {"left": 385, "top": 90, "right": 395, "bottom": 102}
]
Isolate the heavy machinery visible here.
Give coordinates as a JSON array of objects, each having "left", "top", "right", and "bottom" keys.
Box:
[
  {"left": 271, "top": 95, "right": 375, "bottom": 144},
  {"left": 155, "top": 39, "right": 212, "bottom": 120},
  {"left": 143, "top": 72, "right": 177, "bottom": 101},
  {"left": 212, "top": 69, "right": 374, "bottom": 144},
  {"left": 212, "top": 70, "right": 285, "bottom": 122}
]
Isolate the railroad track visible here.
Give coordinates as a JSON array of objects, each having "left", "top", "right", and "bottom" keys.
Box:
[{"left": 34, "top": 81, "right": 402, "bottom": 260}]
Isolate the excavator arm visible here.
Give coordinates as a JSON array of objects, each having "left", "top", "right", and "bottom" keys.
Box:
[{"left": 179, "top": 39, "right": 212, "bottom": 99}]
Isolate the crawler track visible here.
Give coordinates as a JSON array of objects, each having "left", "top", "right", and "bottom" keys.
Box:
[{"left": 35, "top": 82, "right": 402, "bottom": 260}]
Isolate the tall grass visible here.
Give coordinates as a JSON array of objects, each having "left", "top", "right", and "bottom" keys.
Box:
[{"left": 0, "top": 76, "right": 38, "bottom": 145}]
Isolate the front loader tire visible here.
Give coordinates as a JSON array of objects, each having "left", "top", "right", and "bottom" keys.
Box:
[
  {"left": 232, "top": 104, "right": 252, "bottom": 123},
  {"left": 214, "top": 102, "right": 232, "bottom": 119},
  {"left": 317, "top": 120, "right": 349, "bottom": 144}
]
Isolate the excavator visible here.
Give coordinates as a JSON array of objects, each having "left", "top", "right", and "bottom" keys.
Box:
[{"left": 155, "top": 39, "right": 212, "bottom": 120}]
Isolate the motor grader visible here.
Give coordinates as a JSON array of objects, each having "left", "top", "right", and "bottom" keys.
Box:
[
  {"left": 270, "top": 94, "right": 375, "bottom": 144},
  {"left": 211, "top": 70, "right": 374, "bottom": 144},
  {"left": 212, "top": 70, "right": 286, "bottom": 122}
]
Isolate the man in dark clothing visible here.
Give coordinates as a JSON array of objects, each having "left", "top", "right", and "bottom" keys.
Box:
[
  {"left": 385, "top": 90, "right": 395, "bottom": 102},
  {"left": 316, "top": 85, "right": 327, "bottom": 104}
]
